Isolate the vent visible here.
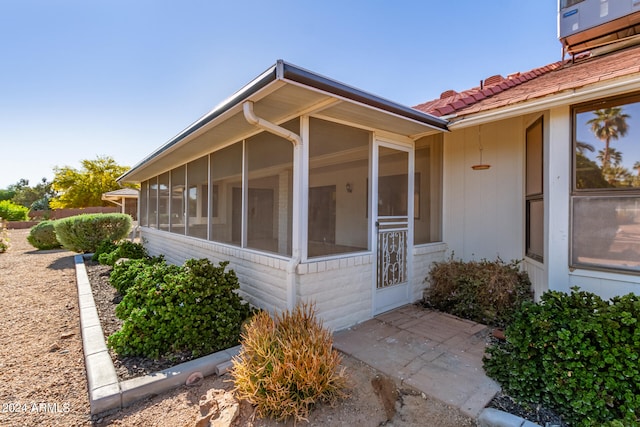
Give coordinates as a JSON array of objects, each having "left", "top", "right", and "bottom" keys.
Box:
[
  {"left": 483, "top": 75, "right": 504, "bottom": 86},
  {"left": 440, "top": 89, "right": 458, "bottom": 99}
]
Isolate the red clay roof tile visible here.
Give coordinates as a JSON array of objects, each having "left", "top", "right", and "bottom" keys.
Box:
[{"left": 413, "top": 44, "right": 640, "bottom": 119}]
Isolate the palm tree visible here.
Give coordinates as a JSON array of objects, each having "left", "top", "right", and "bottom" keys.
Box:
[
  {"left": 633, "top": 161, "right": 640, "bottom": 176},
  {"left": 586, "top": 107, "right": 630, "bottom": 170},
  {"left": 576, "top": 141, "right": 595, "bottom": 155},
  {"left": 597, "top": 147, "right": 623, "bottom": 167}
]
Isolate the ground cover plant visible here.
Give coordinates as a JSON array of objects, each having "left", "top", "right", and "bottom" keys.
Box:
[
  {"left": 108, "top": 258, "right": 252, "bottom": 359},
  {"left": 231, "top": 302, "right": 349, "bottom": 423},
  {"left": 483, "top": 287, "right": 640, "bottom": 426},
  {"left": 54, "top": 213, "right": 131, "bottom": 253},
  {"left": 424, "top": 255, "right": 533, "bottom": 326},
  {"left": 93, "top": 239, "right": 148, "bottom": 266},
  {"left": 27, "top": 220, "right": 61, "bottom": 250}
]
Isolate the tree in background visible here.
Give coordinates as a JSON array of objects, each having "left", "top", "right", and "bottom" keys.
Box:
[
  {"left": 50, "top": 156, "right": 133, "bottom": 208},
  {"left": 587, "top": 107, "right": 630, "bottom": 170},
  {"left": 10, "top": 178, "right": 56, "bottom": 210}
]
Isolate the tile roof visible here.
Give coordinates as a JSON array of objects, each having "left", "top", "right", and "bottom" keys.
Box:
[{"left": 413, "top": 44, "right": 640, "bottom": 119}]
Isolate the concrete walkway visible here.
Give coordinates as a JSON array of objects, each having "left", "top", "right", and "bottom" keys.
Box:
[{"left": 333, "top": 304, "right": 501, "bottom": 419}]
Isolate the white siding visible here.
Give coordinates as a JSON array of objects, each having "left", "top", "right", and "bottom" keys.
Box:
[{"left": 443, "top": 118, "right": 525, "bottom": 262}]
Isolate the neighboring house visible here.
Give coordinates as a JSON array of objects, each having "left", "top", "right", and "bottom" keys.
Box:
[
  {"left": 120, "top": 33, "right": 640, "bottom": 330},
  {"left": 101, "top": 188, "right": 139, "bottom": 221}
]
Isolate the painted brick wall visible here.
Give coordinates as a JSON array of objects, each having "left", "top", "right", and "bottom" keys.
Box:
[
  {"left": 296, "top": 254, "right": 374, "bottom": 332},
  {"left": 411, "top": 243, "right": 447, "bottom": 301},
  {"left": 142, "top": 228, "right": 447, "bottom": 332},
  {"left": 142, "top": 229, "right": 288, "bottom": 313}
]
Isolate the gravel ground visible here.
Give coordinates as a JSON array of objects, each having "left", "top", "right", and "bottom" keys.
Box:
[
  {"left": 1, "top": 229, "right": 477, "bottom": 426},
  {"left": 0, "top": 229, "right": 92, "bottom": 426}
]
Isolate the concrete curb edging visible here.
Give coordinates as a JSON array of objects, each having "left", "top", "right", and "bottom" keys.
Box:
[
  {"left": 74, "top": 255, "right": 241, "bottom": 415},
  {"left": 477, "top": 408, "right": 542, "bottom": 427}
]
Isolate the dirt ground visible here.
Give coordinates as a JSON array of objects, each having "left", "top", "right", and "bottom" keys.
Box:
[{"left": 0, "top": 229, "right": 475, "bottom": 427}]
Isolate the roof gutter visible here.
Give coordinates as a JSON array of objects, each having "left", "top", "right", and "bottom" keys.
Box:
[{"left": 447, "top": 74, "right": 640, "bottom": 130}]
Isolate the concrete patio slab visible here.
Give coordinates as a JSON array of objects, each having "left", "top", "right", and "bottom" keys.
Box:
[{"left": 333, "top": 304, "right": 500, "bottom": 419}]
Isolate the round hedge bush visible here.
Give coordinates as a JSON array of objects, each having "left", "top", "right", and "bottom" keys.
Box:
[
  {"left": 53, "top": 213, "right": 131, "bottom": 253},
  {"left": 27, "top": 220, "right": 61, "bottom": 250}
]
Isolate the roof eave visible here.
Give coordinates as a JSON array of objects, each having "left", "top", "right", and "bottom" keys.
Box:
[
  {"left": 447, "top": 73, "right": 640, "bottom": 130},
  {"left": 118, "top": 60, "right": 448, "bottom": 183}
]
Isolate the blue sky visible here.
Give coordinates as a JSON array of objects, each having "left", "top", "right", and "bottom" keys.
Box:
[{"left": 0, "top": 1, "right": 561, "bottom": 189}]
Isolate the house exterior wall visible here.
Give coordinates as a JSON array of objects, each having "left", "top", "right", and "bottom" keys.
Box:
[
  {"left": 142, "top": 228, "right": 289, "bottom": 313},
  {"left": 141, "top": 227, "right": 446, "bottom": 331},
  {"left": 546, "top": 106, "right": 640, "bottom": 298},
  {"left": 443, "top": 105, "right": 640, "bottom": 301},
  {"left": 443, "top": 118, "right": 525, "bottom": 262},
  {"left": 412, "top": 243, "right": 448, "bottom": 300},
  {"left": 296, "top": 254, "right": 374, "bottom": 331}
]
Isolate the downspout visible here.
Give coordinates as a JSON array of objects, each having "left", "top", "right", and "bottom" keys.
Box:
[
  {"left": 243, "top": 101, "right": 301, "bottom": 146},
  {"left": 243, "top": 101, "right": 301, "bottom": 311}
]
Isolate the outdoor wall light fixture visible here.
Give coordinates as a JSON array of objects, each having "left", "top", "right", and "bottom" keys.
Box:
[
  {"left": 471, "top": 125, "right": 491, "bottom": 170},
  {"left": 346, "top": 182, "right": 353, "bottom": 193}
]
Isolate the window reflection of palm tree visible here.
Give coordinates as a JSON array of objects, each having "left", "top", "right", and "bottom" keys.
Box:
[
  {"left": 597, "top": 147, "right": 623, "bottom": 167},
  {"left": 587, "top": 107, "right": 630, "bottom": 170}
]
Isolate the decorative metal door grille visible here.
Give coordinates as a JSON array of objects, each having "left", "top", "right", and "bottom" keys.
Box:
[{"left": 376, "top": 217, "right": 408, "bottom": 289}]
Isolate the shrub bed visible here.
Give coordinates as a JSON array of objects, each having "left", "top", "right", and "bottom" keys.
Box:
[
  {"left": 424, "top": 256, "right": 533, "bottom": 326},
  {"left": 27, "top": 220, "right": 62, "bottom": 250},
  {"left": 483, "top": 288, "right": 640, "bottom": 426},
  {"left": 107, "top": 258, "right": 251, "bottom": 359},
  {"left": 54, "top": 213, "right": 131, "bottom": 253},
  {"left": 231, "top": 302, "right": 348, "bottom": 422}
]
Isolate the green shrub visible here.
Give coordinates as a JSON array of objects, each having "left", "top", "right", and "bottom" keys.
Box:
[
  {"left": 0, "top": 221, "right": 8, "bottom": 253},
  {"left": 27, "top": 220, "right": 61, "bottom": 250},
  {"left": 96, "top": 240, "right": 147, "bottom": 266},
  {"left": 109, "top": 256, "right": 164, "bottom": 295},
  {"left": 0, "top": 200, "right": 29, "bottom": 221},
  {"left": 231, "top": 302, "right": 349, "bottom": 422},
  {"left": 92, "top": 240, "right": 118, "bottom": 263},
  {"left": 424, "top": 256, "right": 533, "bottom": 326},
  {"left": 53, "top": 213, "right": 131, "bottom": 253},
  {"left": 484, "top": 288, "right": 640, "bottom": 426},
  {"left": 108, "top": 258, "right": 251, "bottom": 359}
]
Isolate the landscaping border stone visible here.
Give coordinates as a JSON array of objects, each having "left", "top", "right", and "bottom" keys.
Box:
[{"left": 74, "top": 254, "right": 240, "bottom": 415}]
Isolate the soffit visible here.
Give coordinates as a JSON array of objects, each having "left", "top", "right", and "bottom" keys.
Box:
[{"left": 123, "top": 80, "right": 445, "bottom": 182}]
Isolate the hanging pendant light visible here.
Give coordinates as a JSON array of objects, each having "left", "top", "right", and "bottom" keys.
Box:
[{"left": 471, "top": 125, "right": 491, "bottom": 170}]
